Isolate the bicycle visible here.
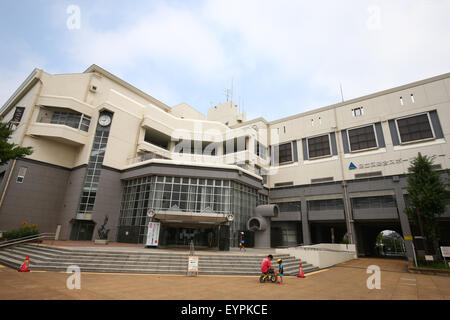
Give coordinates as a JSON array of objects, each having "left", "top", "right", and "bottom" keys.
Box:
[{"left": 259, "top": 271, "right": 276, "bottom": 283}]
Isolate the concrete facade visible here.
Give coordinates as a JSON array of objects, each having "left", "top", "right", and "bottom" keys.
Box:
[{"left": 0, "top": 65, "right": 449, "bottom": 258}]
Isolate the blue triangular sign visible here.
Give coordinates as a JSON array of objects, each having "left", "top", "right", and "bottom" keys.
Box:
[{"left": 349, "top": 162, "right": 357, "bottom": 170}]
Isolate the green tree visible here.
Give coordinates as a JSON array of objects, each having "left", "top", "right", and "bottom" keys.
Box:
[
  {"left": 405, "top": 153, "right": 447, "bottom": 256},
  {"left": 0, "top": 122, "right": 33, "bottom": 165}
]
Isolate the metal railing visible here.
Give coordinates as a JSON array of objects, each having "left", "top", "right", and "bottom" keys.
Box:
[
  {"left": 189, "top": 240, "right": 195, "bottom": 256},
  {"left": 295, "top": 245, "right": 356, "bottom": 254},
  {"left": 0, "top": 233, "right": 56, "bottom": 249}
]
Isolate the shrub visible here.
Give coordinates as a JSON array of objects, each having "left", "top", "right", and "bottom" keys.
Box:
[
  {"left": 341, "top": 235, "right": 349, "bottom": 244},
  {"left": 3, "top": 222, "right": 40, "bottom": 240}
]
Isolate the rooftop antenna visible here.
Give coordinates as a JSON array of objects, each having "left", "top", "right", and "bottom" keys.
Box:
[
  {"left": 231, "top": 77, "right": 234, "bottom": 102},
  {"left": 223, "top": 88, "right": 231, "bottom": 102},
  {"left": 340, "top": 83, "right": 345, "bottom": 102}
]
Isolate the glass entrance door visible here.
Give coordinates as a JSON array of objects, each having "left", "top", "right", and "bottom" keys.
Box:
[
  {"left": 160, "top": 225, "right": 217, "bottom": 248},
  {"left": 70, "top": 220, "right": 95, "bottom": 241}
]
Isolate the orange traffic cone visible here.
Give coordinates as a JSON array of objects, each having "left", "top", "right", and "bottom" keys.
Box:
[
  {"left": 18, "top": 255, "right": 30, "bottom": 272},
  {"left": 297, "top": 263, "right": 305, "bottom": 278}
]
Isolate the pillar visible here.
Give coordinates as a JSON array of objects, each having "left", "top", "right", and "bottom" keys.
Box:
[{"left": 301, "top": 196, "right": 311, "bottom": 245}]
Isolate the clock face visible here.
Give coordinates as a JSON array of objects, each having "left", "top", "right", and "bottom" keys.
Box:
[{"left": 98, "top": 114, "right": 111, "bottom": 126}]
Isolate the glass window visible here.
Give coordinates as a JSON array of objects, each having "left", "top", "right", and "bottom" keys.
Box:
[
  {"left": 307, "top": 134, "right": 331, "bottom": 159},
  {"left": 308, "top": 199, "right": 343, "bottom": 211},
  {"left": 76, "top": 113, "right": 111, "bottom": 216},
  {"left": 396, "top": 113, "right": 433, "bottom": 143},
  {"left": 352, "top": 107, "right": 364, "bottom": 117},
  {"left": 278, "top": 142, "right": 292, "bottom": 164},
  {"left": 256, "top": 141, "right": 267, "bottom": 159},
  {"left": 348, "top": 125, "right": 378, "bottom": 152},
  {"left": 352, "top": 196, "right": 396, "bottom": 209},
  {"left": 277, "top": 201, "right": 301, "bottom": 212},
  {"left": 49, "top": 109, "right": 90, "bottom": 131},
  {"left": 117, "top": 176, "right": 266, "bottom": 244}
]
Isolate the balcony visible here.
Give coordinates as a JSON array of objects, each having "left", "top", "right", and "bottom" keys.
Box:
[
  {"left": 136, "top": 141, "right": 172, "bottom": 159},
  {"left": 28, "top": 122, "right": 89, "bottom": 146},
  {"left": 28, "top": 106, "right": 92, "bottom": 145}
]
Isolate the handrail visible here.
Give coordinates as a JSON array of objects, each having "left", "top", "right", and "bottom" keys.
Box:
[
  {"left": 295, "top": 247, "right": 356, "bottom": 253},
  {"left": 0, "top": 233, "right": 56, "bottom": 248},
  {"left": 0, "top": 233, "right": 54, "bottom": 245}
]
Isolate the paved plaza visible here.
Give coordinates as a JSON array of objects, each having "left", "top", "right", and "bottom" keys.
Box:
[{"left": 0, "top": 257, "right": 449, "bottom": 300}]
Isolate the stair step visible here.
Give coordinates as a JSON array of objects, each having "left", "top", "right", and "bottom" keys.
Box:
[{"left": 0, "top": 244, "right": 319, "bottom": 276}]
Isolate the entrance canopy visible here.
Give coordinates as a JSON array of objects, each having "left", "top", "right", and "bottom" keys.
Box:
[{"left": 153, "top": 210, "right": 231, "bottom": 225}]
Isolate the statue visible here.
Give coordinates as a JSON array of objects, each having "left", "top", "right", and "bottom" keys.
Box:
[{"left": 97, "top": 215, "right": 110, "bottom": 240}]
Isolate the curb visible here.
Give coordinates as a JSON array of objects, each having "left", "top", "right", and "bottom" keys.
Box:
[{"left": 407, "top": 261, "right": 450, "bottom": 277}]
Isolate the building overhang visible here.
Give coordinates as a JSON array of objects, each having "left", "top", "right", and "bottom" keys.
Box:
[
  {"left": 153, "top": 210, "right": 230, "bottom": 225},
  {"left": 28, "top": 123, "right": 88, "bottom": 146}
]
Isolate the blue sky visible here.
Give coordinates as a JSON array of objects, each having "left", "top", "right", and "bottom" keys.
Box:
[{"left": 1, "top": 0, "right": 450, "bottom": 121}]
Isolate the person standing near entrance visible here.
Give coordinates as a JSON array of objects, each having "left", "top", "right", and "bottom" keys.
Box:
[
  {"left": 239, "top": 232, "right": 246, "bottom": 252},
  {"left": 208, "top": 232, "right": 213, "bottom": 248}
]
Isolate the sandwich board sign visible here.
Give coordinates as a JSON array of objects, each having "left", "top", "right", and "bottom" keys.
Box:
[
  {"left": 146, "top": 222, "right": 160, "bottom": 247},
  {"left": 441, "top": 247, "right": 450, "bottom": 268},
  {"left": 441, "top": 246, "right": 450, "bottom": 258},
  {"left": 187, "top": 256, "right": 199, "bottom": 277}
]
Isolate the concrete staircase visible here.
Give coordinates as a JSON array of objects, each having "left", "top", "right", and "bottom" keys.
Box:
[{"left": 0, "top": 244, "right": 319, "bottom": 276}]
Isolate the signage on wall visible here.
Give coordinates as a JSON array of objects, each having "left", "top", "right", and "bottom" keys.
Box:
[
  {"left": 146, "top": 222, "right": 160, "bottom": 247},
  {"left": 11, "top": 107, "right": 25, "bottom": 123},
  {"left": 349, "top": 154, "right": 445, "bottom": 170}
]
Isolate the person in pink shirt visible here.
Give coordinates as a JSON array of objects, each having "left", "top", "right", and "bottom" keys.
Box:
[{"left": 261, "top": 254, "right": 277, "bottom": 281}]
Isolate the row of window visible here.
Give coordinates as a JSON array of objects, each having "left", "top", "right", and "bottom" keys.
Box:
[
  {"left": 274, "top": 195, "right": 397, "bottom": 212},
  {"left": 171, "top": 138, "right": 248, "bottom": 156},
  {"left": 48, "top": 110, "right": 91, "bottom": 132},
  {"left": 272, "top": 111, "right": 443, "bottom": 164},
  {"left": 142, "top": 110, "right": 442, "bottom": 166}
]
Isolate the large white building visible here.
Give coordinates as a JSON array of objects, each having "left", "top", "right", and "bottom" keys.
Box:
[{"left": 0, "top": 65, "right": 449, "bottom": 260}]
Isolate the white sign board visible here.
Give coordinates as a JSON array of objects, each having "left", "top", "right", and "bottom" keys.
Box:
[
  {"left": 187, "top": 256, "right": 199, "bottom": 276},
  {"left": 441, "top": 246, "right": 450, "bottom": 258},
  {"left": 425, "top": 255, "right": 434, "bottom": 261},
  {"left": 146, "top": 222, "right": 160, "bottom": 247}
]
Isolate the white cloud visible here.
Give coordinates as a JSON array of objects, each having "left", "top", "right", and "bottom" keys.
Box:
[
  {"left": 0, "top": 41, "right": 46, "bottom": 106},
  {"left": 65, "top": 3, "right": 232, "bottom": 79},
  {"left": 4, "top": 1, "right": 449, "bottom": 119},
  {"left": 203, "top": 0, "right": 450, "bottom": 106}
]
